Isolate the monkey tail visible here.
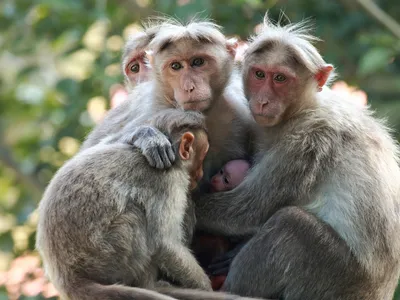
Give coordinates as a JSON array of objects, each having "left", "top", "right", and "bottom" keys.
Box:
[
  {"left": 68, "top": 281, "right": 266, "bottom": 300},
  {"left": 155, "top": 287, "right": 266, "bottom": 300},
  {"left": 68, "top": 281, "right": 177, "bottom": 300}
]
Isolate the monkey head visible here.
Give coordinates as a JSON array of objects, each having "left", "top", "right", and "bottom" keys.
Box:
[
  {"left": 124, "top": 52, "right": 151, "bottom": 86},
  {"left": 178, "top": 130, "right": 209, "bottom": 190},
  {"left": 242, "top": 20, "right": 334, "bottom": 127},
  {"left": 210, "top": 159, "right": 250, "bottom": 192},
  {"left": 122, "top": 31, "right": 157, "bottom": 87},
  {"left": 149, "top": 21, "right": 237, "bottom": 112}
]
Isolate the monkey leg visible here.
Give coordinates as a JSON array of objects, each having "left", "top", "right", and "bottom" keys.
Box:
[{"left": 223, "top": 206, "right": 369, "bottom": 300}]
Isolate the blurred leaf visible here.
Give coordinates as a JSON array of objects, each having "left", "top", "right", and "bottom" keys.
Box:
[
  {"left": 358, "top": 48, "right": 393, "bottom": 76},
  {"left": 0, "top": 231, "right": 13, "bottom": 252}
]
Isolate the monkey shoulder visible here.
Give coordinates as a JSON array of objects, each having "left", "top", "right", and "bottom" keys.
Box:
[
  {"left": 81, "top": 82, "right": 157, "bottom": 150},
  {"left": 319, "top": 92, "right": 399, "bottom": 156},
  {"left": 40, "top": 143, "right": 190, "bottom": 225}
]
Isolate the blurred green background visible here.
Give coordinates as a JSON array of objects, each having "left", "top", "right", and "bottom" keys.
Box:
[{"left": 0, "top": 0, "right": 399, "bottom": 299}]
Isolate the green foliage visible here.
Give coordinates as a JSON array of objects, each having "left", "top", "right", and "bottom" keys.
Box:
[{"left": 0, "top": 0, "right": 399, "bottom": 298}]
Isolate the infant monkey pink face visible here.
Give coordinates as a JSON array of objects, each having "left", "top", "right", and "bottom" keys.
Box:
[{"left": 210, "top": 159, "right": 250, "bottom": 192}]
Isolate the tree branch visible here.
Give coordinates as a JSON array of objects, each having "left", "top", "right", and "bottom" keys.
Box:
[{"left": 355, "top": 0, "right": 400, "bottom": 39}]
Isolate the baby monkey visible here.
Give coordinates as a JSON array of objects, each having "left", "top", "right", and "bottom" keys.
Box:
[
  {"left": 193, "top": 160, "right": 251, "bottom": 291},
  {"left": 36, "top": 109, "right": 212, "bottom": 300},
  {"left": 210, "top": 159, "right": 251, "bottom": 192}
]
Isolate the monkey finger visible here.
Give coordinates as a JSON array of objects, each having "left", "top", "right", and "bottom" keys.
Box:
[
  {"left": 154, "top": 148, "right": 166, "bottom": 169},
  {"left": 143, "top": 149, "right": 161, "bottom": 168},
  {"left": 166, "top": 145, "right": 176, "bottom": 164},
  {"left": 159, "top": 147, "right": 172, "bottom": 169}
]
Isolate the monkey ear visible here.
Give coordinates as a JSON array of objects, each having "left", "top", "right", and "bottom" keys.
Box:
[
  {"left": 226, "top": 38, "right": 239, "bottom": 58},
  {"left": 314, "top": 65, "right": 334, "bottom": 90},
  {"left": 179, "top": 132, "right": 195, "bottom": 160}
]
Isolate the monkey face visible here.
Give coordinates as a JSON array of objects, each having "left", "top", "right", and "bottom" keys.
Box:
[
  {"left": 210, "top": 160, "right": 250, "bottom": 192},
  {"left": 154, "top": 40, "right": 232, "bottom": 112},
  {"left": 124, "top": 54, "right": 151, "bottom": 86},
  {"left": 245, "top": 62, "right": 299, "bottom": 127},
  {"left": 243, "top": 39, "right": 334, "bottom": 127}
]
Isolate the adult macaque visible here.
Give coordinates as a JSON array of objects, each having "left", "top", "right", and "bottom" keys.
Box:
[
  {"left": 81, "top": 18, "right": 255, "bottom": 181},
  {"left": 194, "top": 15, "right": 400, "bottom": 300}
]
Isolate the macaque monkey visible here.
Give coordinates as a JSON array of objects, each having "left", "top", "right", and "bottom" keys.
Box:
[
  {"left": 81, "top": 18, "right": 255, "bottom": 182},
  {"left": 194, "top": 15, "right": 400, "bottom": 300},
  {"left": 122, "top": 29, "right": 158, "bottom": 88},
  {"left": 202, "top": 159, "right": 251, "bottom": 290},
  {"left": 210, "top": 159, "right": 251, "bottom": 192},
  {"left": 36, "top": 110, "right": 216, "bottom": 300}
]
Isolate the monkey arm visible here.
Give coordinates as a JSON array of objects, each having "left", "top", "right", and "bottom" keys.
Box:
[
  {"left": 195, "top": 125, "right": 337, "bottom": 236},
  {"left": 157, "top": 242, "right": 212, "bottom": 291},
  {"left": 125, "top": 125, "right": 176, "bottom": 169}
]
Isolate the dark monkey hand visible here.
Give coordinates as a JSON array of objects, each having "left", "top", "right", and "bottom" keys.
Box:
[
  {"left": 208, "top": 240, "right": 248, "bottom": 276},
  {"left": 128, "top": 125, "right": 176, "bottom": 169}
]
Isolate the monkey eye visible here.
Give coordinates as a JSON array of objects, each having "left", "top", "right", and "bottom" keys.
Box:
[
  {"left": 223, "top": 176, "right": 229, "bottom": 185},
  {"left": 192, "top": 58, "right": 205, "bottom": 67},
  {"left": 130, "top": 63, "right": 140, "bottom": 73},
  {"left": 171, "top": 62, "right": 183, "bottom": 70},
  {"left": 273, "top": 73, "right": 287, "bottom": 82},
  {"left": 255, "top": 70, "right": 265, "bottom": 79},
  {"left": 219, "top": 169, "right": 224, "bottom": 175}
]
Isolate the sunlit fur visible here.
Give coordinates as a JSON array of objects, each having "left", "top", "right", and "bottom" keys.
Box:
[
  {"left": 195, "top": 15, "right": 400, "bottom": 300},
  {"left": 146, "top": 17, "right": 226, "bottom": 53}
]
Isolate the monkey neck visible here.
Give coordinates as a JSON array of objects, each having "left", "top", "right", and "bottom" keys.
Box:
[
  {"left": 259, "top": 92, "right": 319, "bottom": 149},
  {"left": 284, "top": 88, "right": 319, "bottom": 123}
]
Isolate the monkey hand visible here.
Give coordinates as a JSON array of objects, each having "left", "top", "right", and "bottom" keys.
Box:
[
  {"left": 128, "top": 125, "right": 176, "bottom": 169},
  {"left": 208, "top": 240, "right": 248, "bottom": 276}
]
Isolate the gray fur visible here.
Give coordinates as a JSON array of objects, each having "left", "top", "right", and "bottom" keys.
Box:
[
  {"left": 81, "top": 20, "right": 255, "bottom": 180},
  {"left": 195, "top": 16, "right": 400, "bottom": 300},
  {"left": 36, "top": 110, "right": 214, "bottom": 299}
]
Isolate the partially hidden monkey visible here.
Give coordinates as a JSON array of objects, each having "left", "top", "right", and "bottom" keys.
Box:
[
  {"left": 194, "top": 159, "right": 251, "bottom": 291},
  {"left": 191, "top": 15, "right": 400, "bottom": 300},
  {"left": 122, "top": 27, "right": 160, "bottom": 88},
  {"left": 209, "top": 159, "right": 251, "bottom": 193},
  {"left": 37, "top": 109, "right": 265, "bottom": 300}
]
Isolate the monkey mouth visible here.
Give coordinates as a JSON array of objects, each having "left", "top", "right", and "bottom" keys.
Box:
[
  {"left": 254, "top": 113, "right": 275, "bottom": 119},
  {"left": 184, "top": 99, "right": 208, "bottom": 104},
  {"left": 183, "top": 99, "right": 210, "bottom": 111}
]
